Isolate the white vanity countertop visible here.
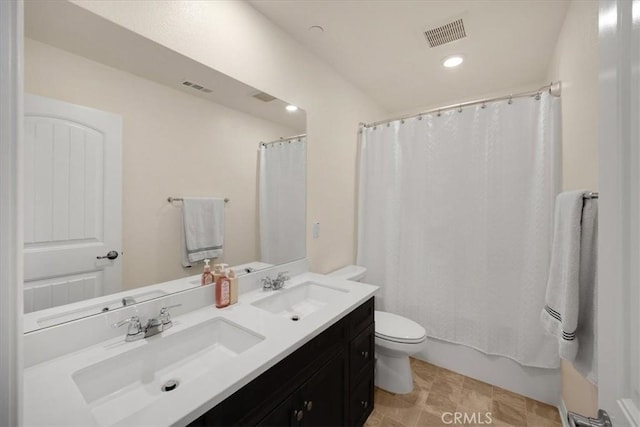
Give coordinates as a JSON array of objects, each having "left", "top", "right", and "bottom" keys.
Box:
[{"left": 23, "top": 273, "right": 378, "bottom": 427}]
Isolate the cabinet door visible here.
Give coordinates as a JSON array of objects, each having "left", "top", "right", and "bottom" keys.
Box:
[
  {"left": 257, "top": 394, "right": 294, "bottom": 427},
  {"left": 298, "top": 351, "right": 347, "bottom": 427}
]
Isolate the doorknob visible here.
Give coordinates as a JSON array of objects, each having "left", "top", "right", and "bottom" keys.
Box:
[{"left": 97, "top": 250, "right": 119, "bottom": 260}]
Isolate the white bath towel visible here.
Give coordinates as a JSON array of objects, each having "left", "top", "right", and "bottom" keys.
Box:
[
  {"left": 541, "top": 191, "right": 598, "bottom": 380},
  {"left": 181, "top": 198, "right": 224, "bottom": 267},
  {"left": 573, "top": 198, "right": 598, "bottom": 384}
]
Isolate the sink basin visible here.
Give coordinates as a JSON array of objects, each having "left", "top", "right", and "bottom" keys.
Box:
[
  {"left": 252, "top": 282, "right": 348, "bottom": 320},
  {"left": 72, "top": 317, "right": 264, "bottom": 426}
]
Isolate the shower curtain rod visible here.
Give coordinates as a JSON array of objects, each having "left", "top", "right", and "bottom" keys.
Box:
[
  {"left": 260, "top": 133, "right": 307, "bottom": 147},
  {"left": 360, "top": 81, "right": 562, "bottom": 129}
]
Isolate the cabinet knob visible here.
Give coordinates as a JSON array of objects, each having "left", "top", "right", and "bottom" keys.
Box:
[
  {"left": 304, "top": 400, "right": 313, "bottom": 411},
  {"left": 294, "top": 409, "right": 304, "bottom": 422},
  {"left": 361, "top": 400, "right": 369, "bottom": 408},
  {"left": 361, "top": 350, "right": 369, "bottom": 359}
]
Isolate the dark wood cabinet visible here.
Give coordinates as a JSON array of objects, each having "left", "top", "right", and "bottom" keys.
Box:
[
  {"left": 349, "top": 369, "right": 374, "bottom": 426},
  {"left": 350, "top": 324, "right": 374, "bottom": 384},
  {"left": 258, "top": 395, "right": 295, "bottom": 427},
  {"left": 191, "top": 297, "right": 374, "bottom": 427},
  {"left": 296, "top": 350, "right": 347, "bottom": 427},
  {"left": 256, "top": 351, "right": 346, "bottom": 427},
  {"left": 348, "top": 321, "right": 374, "bottom": 426}
]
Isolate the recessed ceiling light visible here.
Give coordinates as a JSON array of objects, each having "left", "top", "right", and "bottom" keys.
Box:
[
  {"left": 443, "top": 55, "right": 464, "bottom": 68},
  {"left": 286, "top": 105, "right": 299, "bottom": 112}
]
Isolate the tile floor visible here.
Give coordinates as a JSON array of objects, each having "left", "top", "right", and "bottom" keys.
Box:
[{"left": 364, "top": 358, "right": 562, "bottom": 427}]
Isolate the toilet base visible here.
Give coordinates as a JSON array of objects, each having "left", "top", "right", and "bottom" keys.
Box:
[{"left": 375, "top": 353, "right": 414, "bottom": 394}]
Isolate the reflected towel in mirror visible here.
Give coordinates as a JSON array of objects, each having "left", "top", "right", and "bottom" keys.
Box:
[{"left": 181, "top": 197, "right": 225, "bottom": 267}]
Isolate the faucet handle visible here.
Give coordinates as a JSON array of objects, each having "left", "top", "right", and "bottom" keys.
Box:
[
  {"left": 112, "top": 315, "right": 140, "bottom": 329},
  {"left": 159, "top": 304, "right": 182, "bottom": 313},
  {"left": 158, "top": 304, "right": 182, "bottom": 325},
  {"left": 112, "top": 315, "right": 144, "bottom": 341},
  {"left": 261, "top": 276, "right": 273, "bottom": 289},
  {"left": 277, "top": 271, "right": 290, "bottom": 281}
]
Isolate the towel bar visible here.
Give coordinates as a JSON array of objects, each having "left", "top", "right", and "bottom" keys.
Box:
[{"left": 168, "top": 197, "right": 229, "bottom": 203}]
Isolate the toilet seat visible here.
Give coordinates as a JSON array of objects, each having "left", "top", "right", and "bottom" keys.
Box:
[{"left": 375, "top": 311, "right": 426, "bottom": 344}]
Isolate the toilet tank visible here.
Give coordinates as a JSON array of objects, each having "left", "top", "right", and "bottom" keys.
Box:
[{"left": 328, "top": 265, "right": 367, "bottom": 282}]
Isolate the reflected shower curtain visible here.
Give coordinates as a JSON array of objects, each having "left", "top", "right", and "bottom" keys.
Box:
[
  {"left": 357, "top": 93, "right": 561, "bottom": 368},
  {"left": 259, "top": 138, "right": 306, "bottom": 265}
]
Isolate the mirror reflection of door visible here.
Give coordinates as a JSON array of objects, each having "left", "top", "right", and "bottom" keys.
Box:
[{"left": 23, "top": 94, "right": 122, "bottom": 313}]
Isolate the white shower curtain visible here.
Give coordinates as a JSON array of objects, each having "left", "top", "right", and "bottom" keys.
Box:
[
  {"left": 357, "top": 93, "right": 561, "bottom": 368},
  {"left": 259, "top": 138, "right": 306, "bottom": 265}
]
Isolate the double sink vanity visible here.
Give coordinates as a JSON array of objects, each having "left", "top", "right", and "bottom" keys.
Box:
[{"left": 23, "top": 263, "right": 378, "bottom": 426}]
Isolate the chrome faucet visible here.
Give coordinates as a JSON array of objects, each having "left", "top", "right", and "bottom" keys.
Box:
[
  {"left": 261, "top": 271, "right": 290, "bottom": 291},
  {"left": 112, "top": 304, "right": 181, "bottom": 342},
  {"left": 121, "top": 296, "right": 137, "bottom": 306}
]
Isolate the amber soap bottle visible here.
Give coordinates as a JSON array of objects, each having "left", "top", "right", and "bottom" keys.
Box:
[
  {"left": 214, "top": 264, "right": 230, "bottom": 308},
  {"left": 201, "top": 259, "right": 214, "bottom": 286}
]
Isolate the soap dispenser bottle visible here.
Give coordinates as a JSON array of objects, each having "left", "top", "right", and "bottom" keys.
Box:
[
  {"left": 201, "top": 259, "right": 214, "bottom": 286},
  {"left": 228, "top": 269, "right": 238, "bottom": 305},
  {"left": 215, "top": 264, "right": 230, "bottom": 308}
]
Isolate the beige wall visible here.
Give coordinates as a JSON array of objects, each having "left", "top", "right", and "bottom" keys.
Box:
[
  {"left": 546, "top": 0, "right": 599, "bottom": 416},
  {"left": 70, "top": 0, "right": 387, "bottom": 275},
  {"left": 24, "top": 38, "right": 297, "bottom": 289},
  {"left": 548, "top": 0, "right": 600, "bottom": 193}
]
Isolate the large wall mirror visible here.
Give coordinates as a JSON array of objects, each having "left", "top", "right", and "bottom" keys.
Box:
[{"left": 22, "top": 1, "right": 307, "bottom": 332}]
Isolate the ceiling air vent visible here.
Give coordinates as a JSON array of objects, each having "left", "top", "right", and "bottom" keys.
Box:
[
  {"left": 182, "top": 80, "right": 213, "bottom": 93},
  {"left": 424, "top": 18, "right": 467, "bottom": 48},
  {"left": 252, "top": 91, "right": 277, "bottom": 102}
]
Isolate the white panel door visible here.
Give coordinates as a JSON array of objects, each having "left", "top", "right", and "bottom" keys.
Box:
[
  {"left": 23, "top": 94, "right": 122, "bottom": 313},
  {"left": 598, "top": 0, "right": 640, "bottom": 425}
]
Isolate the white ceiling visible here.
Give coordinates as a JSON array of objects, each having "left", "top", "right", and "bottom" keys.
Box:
[
  {"left": 249, "top": 0, "right": 570, "bottom": 114},
  {"left": 24, "top": 0, "right": 306, "bottom": 133}
]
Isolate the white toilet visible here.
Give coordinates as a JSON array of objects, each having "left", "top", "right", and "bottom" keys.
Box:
[{"left": 328, "top": 265, "right": 427, "bottom": 394}]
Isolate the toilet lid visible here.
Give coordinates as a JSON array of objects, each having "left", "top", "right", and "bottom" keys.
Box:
[{"left": 375, "top": 311, "right": 426, "bottom": 343}]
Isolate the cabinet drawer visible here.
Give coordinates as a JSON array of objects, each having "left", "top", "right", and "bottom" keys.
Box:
[
  {"left": 349, "top": 371, "right": 374, "bottom": 427},
  {"left": 350, "top": 323, "right": 374, "bottom": 383},
  {"left": 349, "top": 297, "right": 374, "bottom": 338}
]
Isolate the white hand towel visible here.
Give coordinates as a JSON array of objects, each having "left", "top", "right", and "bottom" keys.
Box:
[
  {"left": 541, "top": 191, "right": 584, "bottom": 361},
  {"left": 181, "top": 198, "right": 224, "bottom": 267}
]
